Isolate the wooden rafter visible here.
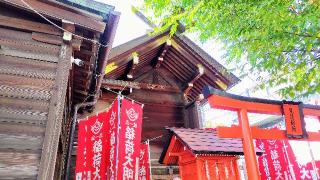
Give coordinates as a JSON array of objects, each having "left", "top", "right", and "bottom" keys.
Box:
[
  {"left": 155, "top": 39, "right": 171, "bottom": 68},
  {"left": 126, "top": 54, "right": 139, "bottom": 80},
  {"left": 184, "top": 64, "right": 204, "bottom": 97},
  {"left": 102, "top": 79, "right": 181, "bottom": 93}
]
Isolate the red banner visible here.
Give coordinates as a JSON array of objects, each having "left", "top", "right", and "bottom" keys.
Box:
[
  {"left": 76, "top": 97, "right": 144, "bottom": 180},
  {"left": 139, "top": 143, "right": 151, "bottom": 180},
  {"left": 75, "top": 120, "right": 88, "bottom": 179},
  {"left": 117, "top": 98, "right": 143, "bottom": 180},
  {"left": 75, "top": 113, "right": 110, "bottom": 180},
  {"left": 106, "top": 98, "right": 119, "bottom": 180},
  {"left": 257, "top": 139, "right": 320, "bottom": 180}
]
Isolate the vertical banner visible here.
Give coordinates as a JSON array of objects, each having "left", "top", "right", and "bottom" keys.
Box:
[
  {"left": 257, "top": 139, "right": 320, "bottom": 180},
  {"left": 75, "top": 114, "right": 109, "bottom": 180},
  {"left": 139, "top": 143, "right": 151, "bottom": 180},
  {"left": 75, "top": 120, "right": 90, "bottom": 179},
  {"left": 117, "top": 98, "right": 143, "bottom": 180},
  {"left": 107, "top": 98, "right": 119, "bottom": 180}
]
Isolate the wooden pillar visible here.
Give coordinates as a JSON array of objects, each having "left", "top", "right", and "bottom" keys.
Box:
[
  {"left": 38, "top": 44, "right": 72, "bottom": 180},
  {"left": 238, "top": 109, "right": 260, "bottom": 180}
]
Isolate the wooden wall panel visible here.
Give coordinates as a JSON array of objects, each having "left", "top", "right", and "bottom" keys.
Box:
[
  {"left": 0, "top": 151, "right": 40, "bottom": 180},
  {"left": 0, "top": 134, "right": 43, "bottom": 152},
  {"left": 0, "top": 11, "right": 62, "bottom": 180}
]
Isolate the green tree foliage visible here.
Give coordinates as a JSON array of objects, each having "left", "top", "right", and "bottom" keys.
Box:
[{"left": 142, "top": 0, "right": 320, "bottom": 99}]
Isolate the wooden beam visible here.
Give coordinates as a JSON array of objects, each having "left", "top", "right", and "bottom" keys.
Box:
[
  {"left": 217, "top": 126, "right": 320, "bottom": 141},
  {"left": 0, "top": 15, "right": 60, "bottom": 35},
  {"left": 126, "top": 54, "right": 139, "bottom": 80},
  {"left": 2, "top": 0, "right": 106, "bottom": 33},
  {"left": 155, "top": 39, "right": 171, "bottom": 68},
  {"left": 102, "top": 79, "right": 181, "bottom": 93},
  {"left": 206, "top": 92, "right": 283, "bottom": 115},
  {"left": 184, "top": 64, "right": 204, "bottom": 96},
  {"left": 38, "top": 44, "right": 72, "bottom": 180},
  {"left": 32, "top": 32, "right": 62, "bottom": 46}
]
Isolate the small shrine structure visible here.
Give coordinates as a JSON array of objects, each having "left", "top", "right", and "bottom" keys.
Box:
[{"left": 159, "top": 127, "right": 262, "bottom": 180}]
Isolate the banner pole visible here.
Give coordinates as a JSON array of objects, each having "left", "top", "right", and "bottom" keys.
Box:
[
  {"left": 115, "top": 95, "right": 121, "bottom": 180},
  {"left": 307, "top": 141, "right": 319, "bottom": 179},
  {"left": 147, "top": 139, "right": 153, "bottom": 180}
]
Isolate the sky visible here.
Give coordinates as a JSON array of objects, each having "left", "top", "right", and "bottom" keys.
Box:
[{"left": 98, "top": 0, "right": 320, "bottom": 164}]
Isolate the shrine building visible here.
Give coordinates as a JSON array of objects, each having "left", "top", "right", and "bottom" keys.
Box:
[
  {"left": 160, "top": 127, "right": 263, "bottom": 180},
  {"left": 0, "top": 0, "right": 241, "bottom": 179},
  {"left": 91, "top": 29, "right": 239, "bottom": 178}
]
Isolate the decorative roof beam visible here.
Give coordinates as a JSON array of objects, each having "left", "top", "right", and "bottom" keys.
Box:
[
  {"left": 155, "top": 39, "right": 171, "bottom": 69},
  {"left": 184, "top": 64, "right": 204, "bottom": 97},
  {"left": 126, "top": 54, "right": 139, "bottom": 80},
  {"left": 102, "top": 79, "right": 181, "bottom": 93}
]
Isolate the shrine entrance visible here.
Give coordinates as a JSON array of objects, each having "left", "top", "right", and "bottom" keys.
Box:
[{"left": 203, "top": 86, "right": 320, "bottom": 180}]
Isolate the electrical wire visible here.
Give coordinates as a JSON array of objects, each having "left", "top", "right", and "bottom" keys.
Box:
[{"left": 20, "top": 0, "right": 109, "bottom": 48}]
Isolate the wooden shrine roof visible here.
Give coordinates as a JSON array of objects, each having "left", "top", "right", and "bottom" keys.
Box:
[
  {"left": 159, "top": 127, "right": 263, "bottom": 165},
  {"left": 104, "top": 31, "right": 239, "bottom": 101}
]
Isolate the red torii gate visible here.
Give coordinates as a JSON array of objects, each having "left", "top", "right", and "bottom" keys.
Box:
[{"left": 203, "top": 86, "right": 320, "bottom": 180}]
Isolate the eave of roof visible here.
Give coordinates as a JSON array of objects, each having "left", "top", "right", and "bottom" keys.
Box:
[
  {"left": 109, "top": 30, "right": 170, "bottom": 60},
  {"left": 56, "top": 0, "right": 114, "bottom": 18},
  {"left": 174, "top": 33, "right": 239, "bottom": 88},
  {"left": 108, "top": 31, "right": 239, "bottom": 90},
  {"left": 0, "top": 0, "right": 106, "bottom": 33}
]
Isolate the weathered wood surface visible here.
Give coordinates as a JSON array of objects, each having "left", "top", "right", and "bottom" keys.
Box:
[
  {"left": 1, "top": 0, "right": 106, "bottom": 33},
  {"left": 0, "top": 38, "right": 60, "bottom": 56},
  {"left": 0, "top": 54, "right": 57, "bottom": 70},
  {"left": 0, "top": 11, "right": 62, "bottom": 179},
  {"left": 0, "top": 74, "right": 55, "bottom": 90},
  {"left": 0, "top": 134, "right": 43, "bottom": 152},
  {"left": 0, "top": 151, "right": 40, "bottom": 180},
  {"left": 38, "top": 44, "right": 72, "bottom": 180},
  {"left": 0, "top": 47, "right": 60, "bottom": 63},
  {"left": 0, "top": 121, "right": 45, "bottom": 136},
  {"left": 0, "top": 14, "right": 61, "bottom": 36},
  {"left": 0, "top": 84, "right": 52, "bottom": 101}
]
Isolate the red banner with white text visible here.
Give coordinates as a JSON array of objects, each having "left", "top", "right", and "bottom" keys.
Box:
[
  {"left": 75, "top": 112, "right": 110, "bottom": 180},
  {"left": 117, "top": 98, "right": 143, "bottom": 180},
  {"left": 257, "top": 139, "right": 320, "bottom": 180},
  {"left": 75, "top": 97, "right": 144, "bottom": 180},
  {"left": 139, "top": 143, "right": 151, "bottom": 180}
]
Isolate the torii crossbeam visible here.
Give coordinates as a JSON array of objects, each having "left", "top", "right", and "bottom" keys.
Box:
[{"left": 203, "top": 86, "right": 320, "bottom": 180}]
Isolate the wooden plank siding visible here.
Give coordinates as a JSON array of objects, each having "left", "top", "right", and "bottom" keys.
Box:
[
  {"left": 0, "top": 12, "right": 71, "bottom": 179},
  {"left": 0, "top": 0, "right": 119, "bottom": 179}
]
